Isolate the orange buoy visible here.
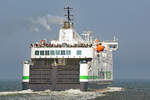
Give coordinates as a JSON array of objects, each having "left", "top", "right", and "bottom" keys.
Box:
[{"left": 96, "top": 44, "right": 104, "bottom": 52}]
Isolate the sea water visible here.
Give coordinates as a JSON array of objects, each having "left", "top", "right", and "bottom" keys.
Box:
[{"left": 0, "top": 79, "right": 149, "bottom": 100}]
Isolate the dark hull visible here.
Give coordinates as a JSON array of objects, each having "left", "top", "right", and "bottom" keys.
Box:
[{"left": 22, "top": 58, "right": 91, "bottom": 91}]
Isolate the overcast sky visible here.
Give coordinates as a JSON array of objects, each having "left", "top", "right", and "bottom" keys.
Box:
[{"left": 0, "top": 0, "right": 150, "bottom": 80}]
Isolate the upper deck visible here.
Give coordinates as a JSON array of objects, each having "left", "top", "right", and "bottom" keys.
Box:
[{"left": 29, "top": 7, "right": 118, "bottom": 59}]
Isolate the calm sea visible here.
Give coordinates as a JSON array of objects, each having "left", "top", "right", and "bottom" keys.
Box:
[{"left": 0, "top": 79, "right": 150, "bottom": 100}]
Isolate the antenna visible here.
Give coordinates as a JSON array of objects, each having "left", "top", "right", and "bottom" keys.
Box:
[
  {"left": 66, "top": 0, "right": 71, "bottom": 6},
  {"left": 64, "top": 6, "right": 73, "bottom": 22},
  {"left": 113, "top": 32, "right": 119, "bottom": 41}
]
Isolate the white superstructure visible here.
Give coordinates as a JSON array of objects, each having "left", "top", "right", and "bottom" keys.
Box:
[{"left": 28, "top": 20, "right": 118, "bottom": 82}]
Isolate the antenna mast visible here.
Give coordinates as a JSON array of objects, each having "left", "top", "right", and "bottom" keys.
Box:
[{"left": 64, "top": 6, "right": 73, "bottom": 22}]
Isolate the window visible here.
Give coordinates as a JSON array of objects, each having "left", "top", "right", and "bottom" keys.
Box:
[
  {"left": 35, "top": 50, "right": 39, "bottom": 55},
  {"left": 109, "top": 45, "right": 117, "bottom": 48},
  {"left": 45, "top": 50, "right": 49, "bottom": 55},
  {"left": 40, "top": 50, "right": 44, "bottom": 55},
  {"left": 61, "top": 50, "right": 65, "bottom": 55},
  {"left": 56, "top": 50, "right": 60, "bottom": 55},
  {"left": 50, "top": 50, "right": 55, "bottom": 55},
  {"left": 77, "top": 50, "right": 82, "bottom": 55},
  {"left": 66, "top": 50, "right": 71, "bottom": 55}
]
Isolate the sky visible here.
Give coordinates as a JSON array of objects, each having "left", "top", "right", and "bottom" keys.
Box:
[{"left": 0, "top": 0, "right": 150, "bottom": 80}]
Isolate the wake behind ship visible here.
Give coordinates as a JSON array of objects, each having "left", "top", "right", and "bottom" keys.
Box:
[{"left": 22, "top": 6, "right": 118, "bottom": 91}]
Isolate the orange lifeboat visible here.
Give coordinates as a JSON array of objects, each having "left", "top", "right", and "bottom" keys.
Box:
[
  {"left": 96, "top": 44, "right": 104, "bottom": 52},
  {"left": 95, "top": 39, "right": 104, "bottom": 52}
]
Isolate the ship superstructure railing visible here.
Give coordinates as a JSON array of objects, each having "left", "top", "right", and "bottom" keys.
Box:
[{"left": 30, "top": 43, "right": 93, "bottom": 48}]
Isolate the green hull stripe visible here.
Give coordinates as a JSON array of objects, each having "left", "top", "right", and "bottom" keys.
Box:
[
  {"left": 23, "top": 76, "right": 29, "bottom": 80},
  {"left": 80, "top": 72, "right": 112, "bottom": 79},
  {"left": 80, "top": 76, "right": 88, "bottom": 79},
  {"left": 80, "top": 76, "right": 99, "bottom": 79},
  {"left": 88, "top": 76, "right": 99, "bottom": 79}
]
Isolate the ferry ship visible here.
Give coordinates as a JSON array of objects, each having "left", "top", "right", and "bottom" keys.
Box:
[{"left": 22, "top": 6, "right": 118, "bottom": 91}]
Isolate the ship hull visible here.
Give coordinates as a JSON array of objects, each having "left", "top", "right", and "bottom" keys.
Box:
[
  {"left": 22, "top": 58, "right": 112, "bottom": 91},
  {"left": 22, "top": 58, "right": 89, "bottom": 91}
]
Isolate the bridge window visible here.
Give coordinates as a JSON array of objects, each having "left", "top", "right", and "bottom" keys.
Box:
[
  {"left": 50, "top": 50, "right": 55, "bottom": 55},
  {"left": 77, "top": 50, "right": 82, "bottom": 55},
  {"left": 40, "top": 50, "right": 44, "bottom": 55},
  {"left": 35, "top": 50, "right": 39, "bottom": 55},
  {"left": 61, "top": 50, "right": 65, "bottom": 55},
  {"left": 56, "top": 50, "right": 60, "bottom": 55},
  {"left": 66, "top": 50, "right": 71, "bottom": 55},
  {"left": 45, "top": 50, "right": 49, "bottom": 55}
]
